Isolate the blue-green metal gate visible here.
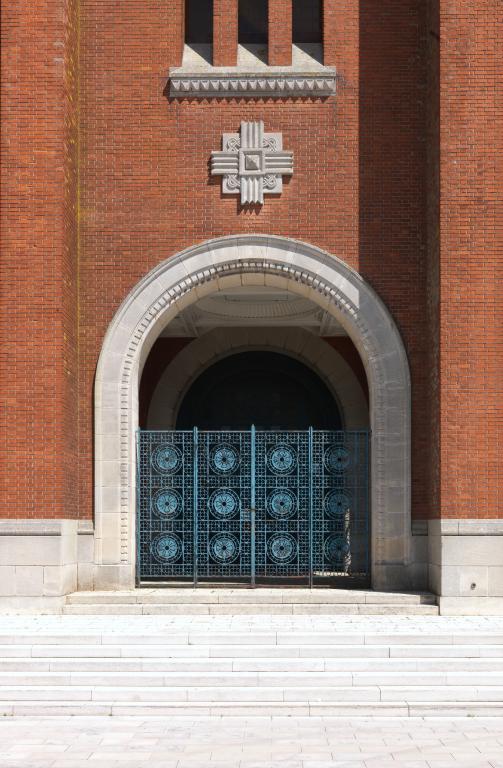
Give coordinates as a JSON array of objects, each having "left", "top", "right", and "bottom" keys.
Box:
[{"left": 136, "top": 429, "right": 369, "bottom": 584}]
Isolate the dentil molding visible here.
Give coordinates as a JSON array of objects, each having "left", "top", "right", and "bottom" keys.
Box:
[{"left": 169, "top": 71, "right": 336, "bottom": 98}]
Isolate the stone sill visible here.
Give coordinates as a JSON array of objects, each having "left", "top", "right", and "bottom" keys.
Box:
[
  {"left": 429, "top": 519, "right": 503, "bottom": 536},
  {"left": 169, "top": 44, "right": 336, "bottom": 99},
  {"left": 0, "top": 519, "right": 77, "bottom": 536}
]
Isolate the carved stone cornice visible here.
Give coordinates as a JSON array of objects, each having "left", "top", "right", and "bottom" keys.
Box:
[{"left": 169, "top": 70, "right": 337, "bottom": 99}]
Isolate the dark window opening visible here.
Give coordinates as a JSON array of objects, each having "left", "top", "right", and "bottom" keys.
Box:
[
  {"left": 293, "top": 0, "right": 322, "bottom": 44},
  {"left": 185, "top": 0, "right": 213, "bottom": 44},
  {"left": 239, "top": 0, "right": 268, "bottom": 45}
]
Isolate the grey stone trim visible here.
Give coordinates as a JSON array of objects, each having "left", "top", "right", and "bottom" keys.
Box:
[
  {"left": 78, "top": 520, "right": 95, "bottom": 535},
  {"left": 0, "top": 520, "right": 78, "bottom": 599},
  {"left": 429, "top": 519, "right": 503, "bottom": 536},
  {"left": 0, "top": 520, "right": 74, "bottom": 536},
  {"left": 412, "top": 520, "right": 428, "bottom": 536},
  {"left": 428, "top": 518, "right": 503, "bottom": 612},
  {"left": 438, "top": 597, "right": 503, "bottom": 616},
  {"left": 94, "top": 235, "right": 412, "bottom": 591},
  {"left": 169, "top": 70, "right": 336, "bottom": 99}
]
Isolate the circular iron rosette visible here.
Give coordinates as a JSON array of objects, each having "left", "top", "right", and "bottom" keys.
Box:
[
  {"left": 324, "top": 533, "right": 350, "bottom": 566},
  {"left": 209, "top": 533, "right": 240, "bottom": 564},
  {"left": 267, "top": 532, "right": 298, "bottom": 564},
  {"left": 210, "top": 443, "right": 240, "bottom": 475},
  {"left": 267, "top": 443, "right": 297, "bottom": 475},
  {"left": 324, "top": 490, "right": 351, "bottom": 520},
  {"left": 151, "top": 488, "right": 182, "bottom": 520},
  {"left": 208, "top": 488, "right": 240, "bottom": 519},
  {"left": 324, "top": 443, "right": 351, "bottom": 473},
  {"left": 150, "top": 533, "right": 183, "bottom": 564},
  {"left": 151, "top": 443, "right": 183, "bottom": 475},
  {"left": 266, "top": 488, "right": 298, "bottom": 520}
]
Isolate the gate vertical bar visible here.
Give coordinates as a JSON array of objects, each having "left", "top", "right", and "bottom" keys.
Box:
[
  {"left": 193, "top": 427, "right": 199, "bottom": 588},
  {"left": 308, "top": 427, "right": 314, "bottom": 589},
  {"left": 250, "top": 425, "right": 256, "bottom": 588},
  {"left": 135, "top": 429, "right": 141, "bottom": 588}
]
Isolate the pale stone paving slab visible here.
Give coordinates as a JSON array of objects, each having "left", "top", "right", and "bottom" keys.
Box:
[{"left": 0, "top": 717, "right": 502, "bottom": 767}]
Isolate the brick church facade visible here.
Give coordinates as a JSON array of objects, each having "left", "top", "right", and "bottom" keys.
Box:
[{"left": 1, "top": 0, "right": 501, "bottom": 613}]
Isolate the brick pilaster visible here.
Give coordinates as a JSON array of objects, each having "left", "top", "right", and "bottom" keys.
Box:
[
  {"left": 437, "top": 0, "right": 501, "bottom": 520},
  {"left": 213, "top": 0, "right": 238, "bottom": 66},
  {"left": 0, "top": 0, "right": 79, "bottom": 519},
  {"left": 176, "top": 0, "right": 185, "bottom": 64},
  {"left": 323, "top": 0, "right": 338, "bottom": 66},
  {"left": 268, "top": 0, "right": 292, "bottom": 66}
]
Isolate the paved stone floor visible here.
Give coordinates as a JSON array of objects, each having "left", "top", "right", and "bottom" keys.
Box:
[{"left": 1, "top": 715, "right": 503, "bottom": 768}]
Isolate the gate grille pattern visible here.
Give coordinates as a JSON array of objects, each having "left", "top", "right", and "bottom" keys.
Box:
[
  {"left": 137, "top": 429, "right": 369, "bottom": 582},
  {"left": 197, "top": 431, "right": 252, "bottom": 579}
]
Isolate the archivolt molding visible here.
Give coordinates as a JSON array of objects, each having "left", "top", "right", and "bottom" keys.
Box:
[{"left": 95, "top": 236, "right": 412, "bottom": 589}]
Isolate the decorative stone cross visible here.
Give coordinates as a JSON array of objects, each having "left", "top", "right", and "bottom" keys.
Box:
[{"left": 211, "top": 121, "right": 293, "bottom": 205}]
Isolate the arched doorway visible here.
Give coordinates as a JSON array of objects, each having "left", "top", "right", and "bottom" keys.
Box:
[{"left": 94, "top": 235, "right": 413, "bottom": 592}]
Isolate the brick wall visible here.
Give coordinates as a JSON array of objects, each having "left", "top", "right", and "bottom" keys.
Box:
[
  {"left": 214, "top": 0, "right": 238, "bottom": 66},
  {"left": 0, "top": 0, "right": 79, "bottom": 520},
  {"left": 1, "top": 0, "right": 499, "bottom": 525},
  {"left": 425, "top": 0, "right": 440, "bottom": 520},
  {"left": 438, "top": 0, "right": 501, "bottom": 519},
  {"left": 76, "top": 0, "right": 431, "bottom": 522},
  {"left": 269, "top": 0, "right": 292, "bottom": 66}
]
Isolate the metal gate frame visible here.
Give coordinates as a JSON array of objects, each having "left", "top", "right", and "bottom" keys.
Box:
[{"left": 136, "top": 428, "right": 370, "bottom": 586}]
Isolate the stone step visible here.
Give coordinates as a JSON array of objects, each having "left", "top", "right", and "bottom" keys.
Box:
[
  {"left": 2, "top": 684, "right": 503, "bottom": 703},
  {"left": 3, "top": 700, "right": 503, "bottom": 717},
  {"left": 65, "top": 589, "right": 438, "bottom": 606},
  {"left": 2, "top": 656, "right": 503, "bottom": 673},
  {"left": 3, "top": 670, "right": 503, "bottom": 687},
  {"left": 8, "top": 631, "right": 501, "bottom": 645},
  {"left": 1, "top": 615, "right": 501, "bottom": 718},
  {"left": 2, "top": 643, "right": 503, "bottom": 658},
  {"left": 62, "top": 602, "right": 439, "bottom": 615}
]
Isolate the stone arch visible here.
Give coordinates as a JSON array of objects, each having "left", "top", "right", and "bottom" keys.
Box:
[
  {"left": 94, "top": 235, "right": 412, "bottom": 590},
  {"left": 146, "top": 327, "right": 369, "bottom": 431}
]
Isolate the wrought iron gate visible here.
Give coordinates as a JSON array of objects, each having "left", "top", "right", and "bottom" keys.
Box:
[{"left": 136, "top": 429, "right": 369, "bottom": 584}]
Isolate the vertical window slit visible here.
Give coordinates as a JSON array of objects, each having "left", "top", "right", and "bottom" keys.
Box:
[
  {"left": 293, "top": 0, "right": 322, "bottom": 62},
  {"left": 239, "top": 0, "right": 268, "bottom": 45},
  {"left": 185, "top": 0, "right": 213, "bottom": 45}
]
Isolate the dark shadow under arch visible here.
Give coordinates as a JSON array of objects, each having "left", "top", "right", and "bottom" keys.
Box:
[{"left": 173, "top": 351, "right": 342, "bottom": 431}]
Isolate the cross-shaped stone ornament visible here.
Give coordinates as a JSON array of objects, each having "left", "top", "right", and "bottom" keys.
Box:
[{"left": 211, "top": 121, "right": 293, "bottom": 205}]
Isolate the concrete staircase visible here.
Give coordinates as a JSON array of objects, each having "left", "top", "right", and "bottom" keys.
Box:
[
  {"left": 63, "top": 588, "right": 439, "bottom": 615},
  {"left": 1, "top": 590, "right": 503, "bottom": 717}
]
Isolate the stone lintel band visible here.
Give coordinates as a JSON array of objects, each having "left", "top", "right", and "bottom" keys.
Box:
[{"left": 169, "top": 71, "right": 337, "bottom": 99}]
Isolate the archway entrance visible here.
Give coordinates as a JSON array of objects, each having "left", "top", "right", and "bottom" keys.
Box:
[
  {"left": 138, "top": 345, "right": 368, "bottom": 585},
  {"left": 95, "top": 235, "right": 413, "bottom": 592}
]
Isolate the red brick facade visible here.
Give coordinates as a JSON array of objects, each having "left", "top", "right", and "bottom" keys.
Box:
[
  {"left": 1, "top": 0, "right": 500, "bottom": 526},
  {"left": 1, "top": 0, "right": 79, "bottom": 521}
]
